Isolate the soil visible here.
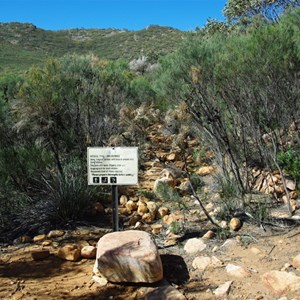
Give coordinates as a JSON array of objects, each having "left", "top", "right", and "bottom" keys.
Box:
[{"left": 1, "top": 206, "right": 300, "bottom": 300}]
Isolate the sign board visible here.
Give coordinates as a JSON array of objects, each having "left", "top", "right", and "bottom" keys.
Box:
[{"left": 87, "top": 147, "right": 138, "bottom": 185}]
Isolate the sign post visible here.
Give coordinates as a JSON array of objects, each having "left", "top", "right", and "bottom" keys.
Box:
[{"left": 87, "top": 147, "right": 138, "bottom": 231}]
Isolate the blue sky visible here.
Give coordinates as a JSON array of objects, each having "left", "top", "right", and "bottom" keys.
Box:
[{"left": 0, "top": 0, "right": 227, "bottom": 31}]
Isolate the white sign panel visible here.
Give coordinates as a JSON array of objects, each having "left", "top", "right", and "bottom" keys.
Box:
[{"left": 87, "top": 147, "right": 138, "bottom": 185}]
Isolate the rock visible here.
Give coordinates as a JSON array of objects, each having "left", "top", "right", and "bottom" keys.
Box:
[
  {"left": 157, "top": 207, "right": 169, "bottom": 219},
  {"left": 151, "top": 224, "right": 163, "bottom": 234},
  {"left": 178, "top": 180, "right": 192, "bottom": 195},
  {"left": 219, "top": 220, "right": 228, "bottom": 228},
  {"left": 262, "top": 270, "right": 300, "bottom": 295},
  {"left": 42, "top": 240, "right": 52, "bottom": 246},
  {"left": 163, "top": 213, "right": 185, "bottom": 225},
  {"left": 94, "top": 230, "right": 163, "bottom": 283},
  {"left": 77, "top": 240, "right": 90, "bottom": 250},
  {"left": 197, "top": 166, "right": 214, "bottom": 176},
  {"left": 225, "top": 264, "right": 250, "bottom": 278},
  {"left": 142, "top": 212, "right": 156, "bottom": 223},
  {"left": 184, "top": 238, "right": 206, "bottom": 254},
  {"left": 286, "top": 179, "right": 296, "bottom": 191},
  {"left": 47, "top": 230, "right": 65, "bottom": 238},
  {"left": 126, "top": 200, "right": 138, "bottom": 212},
  {"left": 31, "top": 249, "right": 51, "bottom": 260},
  {"left": 92, "top": 275, "right": 108, "bottom": 286},
  {"left": 146, "top": 201, "right": 158, "bottom": 214},
  {"left": 192, "top": 256, "right": 211, "bottom": 271},
  {"left": 145, "top": 283, "right": 186, "bottom": 300},
  {"left": 129, "top": 215, "right": 142, "bottom": 226},
  {"left": 57, "top": 244, "right": 81, "bottom": 261},
  {"left": 220, "top": 239, "right": 238, "bottom": 249},
  {"left": 292, "top": 254, "right": 300, "bottom": 269},
  {"left": 290, "top": 191, "right": 298, "bottom": 199},
  {"left": 211, "top": 256, "right": 223, "bottom": 267},
  {"left": 81, "top": 245, "right": 96, "bottom": 259},
  {"left": 202, "top": 230, "right": 215, "bottom": 239},
  {"left": 33, "top": 234, "right": 47, "bottom": 242},
  {"left": 166, "top": 152, "right": 179, "bottom": 162},
  {"left": 153, "top": 170, "right": 177, "bottom": 192},
  {"left": 119, "top": 195, "right": 128, "bottom": 206},
  {"left": 213, "top": 281, "right": 233, "bottom": 298},
  {"left": 229, "top": 217, "right": 242, "bottom": 231},
  {"left": 137, "top": 203, "right": 149, "bottom": 216}
]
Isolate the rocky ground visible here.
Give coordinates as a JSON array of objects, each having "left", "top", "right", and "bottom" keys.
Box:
[{"left": 1, "top": 116, "right": 300, "bottom": 300}]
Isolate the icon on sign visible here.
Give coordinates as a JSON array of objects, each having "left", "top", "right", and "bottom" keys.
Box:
[
  {"left": 101, "top": 177, "right": 108, "bottom": 184},
  {"left": 110, "top": 177, "right": 117, "bottom": 184},
  {"left": 93, "top": 177, "right": 100, "bottom": 183}
]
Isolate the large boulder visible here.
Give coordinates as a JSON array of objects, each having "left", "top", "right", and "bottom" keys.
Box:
[{"left": 94, "top": 230, "right": 163, "bottom": 283}]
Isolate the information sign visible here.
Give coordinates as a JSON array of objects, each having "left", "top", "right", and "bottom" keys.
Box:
[{"left": 87, "top": 147, "right": 138, "bottom": 185}]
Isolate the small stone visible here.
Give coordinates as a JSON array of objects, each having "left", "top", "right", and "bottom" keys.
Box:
[
  {"left": 92, "top": 275, "right": 108, "bottom": 286},
  {"left": 202, "top": 230, "right": 215, "bottom": 239},
  {"left": 33, "top": 234, "right": 47, "bottom": 242},
  {"left": 225, "top": 264, "right": 250, "bottom": 278},
  {"left": 211, "top": 256, "right": 223, "bottom": 267},
  {"left": 157, "top": 207, "right": 169, "bottom": 219},
  {"left": 47, "top": 230, "right": 65, "bottom": 238},
  {"left": 81, "top": 246, "right": 97, "bottom": 259},
  {"left": 229, "top": 217, "right": 242, "bottom": 231},
  {"left": 292, "top": 254, "right": 300, "bottom": 269},
  {"left": 212, "top": 246, "right": 219, "bottom": 252},
  {"left": 57, "top": 244, "right": 81, "bottom": 261},
  {"left": 145, "top": 283, "right": 186, "bottom": 300},
  {"left": 166, "top": 152, "right": 178, "bottom": 161},
  {"left": 184, "top": 238, "right": 206, "bottom": 254},
  {"left": 286, "top": 179, "right": 296, "bottom": 191},
  {"left": 151, "top": 224, "right": 163, "bottom": 234},
  {"left": 219, "top": 220, "right": 228, "bottom": 228},
  {"left": 126, "top": 200, "right": 138, "bottom": 212},
  {"left": 42, "top": 240, "right": 52, "bottom": 246},
  {"left": 146, "top": 201, "right": 158, "bottom": 214},
  {"left": 119, "top": 195, "right": 128, "bottom": 206},
  {"left": 213, "top": 281, "right": 233, "bottom": 298},
  {"left": 137, "top": 203, "right": 149, "bottom": 215},
  {"left": 197, "top": 166, "right": 214, "bottom": 176},
  {"left": 281, "top": 263, "right": 292, "bottom": 271},
  {"left": 142, "top": 212, "right": 155, "bottom": 223},
  {"left": 31, "top": 249, "right": 50, "bottom": 260}
]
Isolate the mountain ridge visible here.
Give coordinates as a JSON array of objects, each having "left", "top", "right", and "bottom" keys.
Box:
[{"left": 0, "top": 22, "right": 188, "bottom": 74}]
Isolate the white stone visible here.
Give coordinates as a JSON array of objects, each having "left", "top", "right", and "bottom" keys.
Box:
[
  {"left": 292, "top": 254, "right": 300, "bottom": 269},
  {"left": 92, "top": 275, "right": 108, "bottom": 286},
  {"left": 184, "top": 238, "right": 206, "bottom": 254},
  {"left": 81, "top": 245, "right": 96, "bottom": 259},
  {"left": 225, "top": 264, "right": 250, "bottom": 278},
  {"left": 94, "top": 230, "right": 163, "bottom": 283},
  {"left": 286, "top": 179, "right": 296, "bottom": 191},
  {"left": 213, "top": 281, "right": 233, "bottom": 298}
]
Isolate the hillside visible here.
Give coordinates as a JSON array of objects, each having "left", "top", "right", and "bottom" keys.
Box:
[{"left": 0, "top": 22, "right": 187, "bottom": 74}]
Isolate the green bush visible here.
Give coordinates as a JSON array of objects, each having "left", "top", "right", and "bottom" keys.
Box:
[{"left": 278, "top": 147, "right": 300, "bottom": 186}]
